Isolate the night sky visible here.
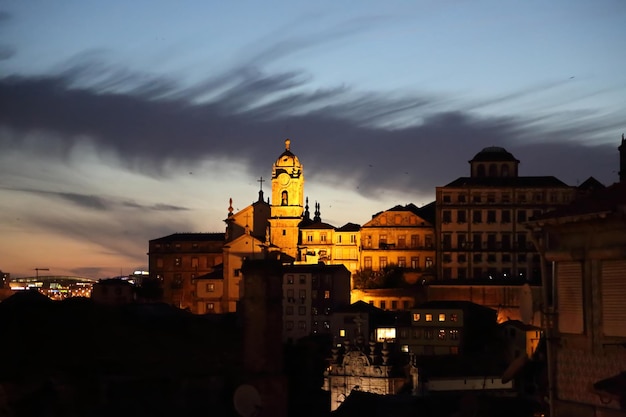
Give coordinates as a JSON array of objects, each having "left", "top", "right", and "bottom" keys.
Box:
[{"left": 1, "top": 1, "right": 625, "bottom": 278}]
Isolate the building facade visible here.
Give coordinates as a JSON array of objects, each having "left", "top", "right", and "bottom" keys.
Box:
[
  {"left": 148, "top": 233, "right": 224, "bottom": 310},
  {"left": 435, "top": 146, "right": 577, "bottom": 283}
]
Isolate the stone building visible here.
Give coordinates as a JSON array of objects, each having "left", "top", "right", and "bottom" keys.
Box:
[
  {"left": 147, "top": 233, "right": 224, "bottom": 310},
  {"left": 359, "top": 203, "right": 436, "bottom": 280},
  {"left": 435, "top": 146, "right": 577, "bottom": 283},
  {"left": 527, "top": 140, "right": 626, "bottom": 417}
]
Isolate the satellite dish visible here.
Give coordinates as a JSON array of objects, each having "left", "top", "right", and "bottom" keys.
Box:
[
  {"left": 233, "top": 384, "right": 262, "bottom": 417},
  {"left": 501, "top": 353, "right": 529, "bottom": 383},
  {"left": 519, "top": 283, "right": 533, "bottom": 325}
]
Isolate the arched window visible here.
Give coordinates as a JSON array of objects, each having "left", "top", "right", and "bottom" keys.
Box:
[
  {"left": 281, "top": 191, "right": 288, "bottom": 206},
  {"left": 477, "top": 164, "right": 486, "bottom": 177},
  {"left": 501, "top": 164, "right": 510, "bottom": 177},
  {"left": 488, "top": 164, "right": 497, "bottom": 177}
]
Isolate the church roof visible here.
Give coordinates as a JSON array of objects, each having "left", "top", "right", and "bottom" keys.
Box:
[{"left": 470, "top": 146, "right": 519, "bottom": 162}]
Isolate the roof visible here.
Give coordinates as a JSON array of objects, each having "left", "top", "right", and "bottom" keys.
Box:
[
  {"left": 334, "top": 300, "right": 384, "bottom": 314},
  {"left": 532, "top": 181, "right": 626, "bottom": 222},
  {"left": 470, "top": 146, "right": 519, "bottom": 162},
  {"left": 283, "top": 263, "right": 349, "bottom": 274},
  {"left": 500, "top": 319, "right": 542, "bottom": 332},
  {"left": 414, "top": 300, "right": 496, "bottom": 314},
  {"left": 336, "top": 222, "right": 361, "bottom": 232},
  {"left": 299, "top": 221, "right": 336, "bottom": 230},
  {"left": 442, "top": 175, "right": 569, "bottom": 188},
  {"left": 150, "top": 233, "right": 225, "bottom": 243}
]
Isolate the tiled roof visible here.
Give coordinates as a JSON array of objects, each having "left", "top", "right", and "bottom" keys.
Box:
[{"left": 336, "top": 222, "right": 361, "bottom": 232}]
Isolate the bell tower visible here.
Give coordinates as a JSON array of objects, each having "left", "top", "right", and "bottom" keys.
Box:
[{"left": 269, "top": 139, "right": 304, "bottom": 259}]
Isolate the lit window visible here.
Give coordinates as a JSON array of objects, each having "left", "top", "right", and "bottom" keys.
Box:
[
  {"left": 286, "top": 275, "right": 294, "bottom": 284},
  {"left": 449, "top": 329, "right": 459, "bottom": 340},
  {"left": 174, "top": 257, "right": 182, "bottom": 267},
  {"left": 425, "top": 314, "right": 433, "bottom": 322},
  {"left": 324, "top": 290, "right": 330, "bottom": 299},
  {"left": 401, "top": 345, "right": 409, "bottom": 353},
  {"left": 206, "top": 303, "right": 214, "bottom": 311},
  {"left": 438, "top": 330, "right": 446, "bottom": 340},
  {"left": 206, "top": 283, "right": 215, "bottom": 292},
  {"left": 339, "top": 329, "right": 346, "bottom": 337},
  {"left": 412, "top": 313, "right": 421, "bottom": 322},
  {"left": 438, "top": 313, "right": 446, "bottom": 322},
  {"left": 375, "top": 328, "right": 396, "bottom": 342}
]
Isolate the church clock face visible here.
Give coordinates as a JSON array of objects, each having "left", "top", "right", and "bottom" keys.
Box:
[{"left": 278, "top": 172, "right": 290, "bottom": 186}]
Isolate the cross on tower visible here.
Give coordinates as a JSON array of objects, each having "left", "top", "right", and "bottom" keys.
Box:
[{"left": 257, "top": 176, "right": 265, "bottom": 191}]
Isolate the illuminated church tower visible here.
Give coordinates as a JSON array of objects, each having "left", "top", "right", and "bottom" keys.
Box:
[{"left": 269, "top": 139, "right": 304, "bottom": 259}]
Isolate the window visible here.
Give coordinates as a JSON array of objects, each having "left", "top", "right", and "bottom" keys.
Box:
[
  {"left": 286, "top": 275, "right": 294, "bottom": 284},
  {"left": 412, "top": 313, "right": 421, "bottom": 322},
  {"left": 438, "top": 313, "right": 446, "bottom": 322},
  {"left": 403, "top": 300, "right": 411, "bottom": 309},
  {"left": 443, "top": 194, "right": 451, "bottom": 203},
  {"left": 350, "top": 235, "right": 356, "bottom": 243},
  {"left": 442, "top": 210, "right": 452, "bottom": 223},
  {"left": 380, "top": 301, "right": 386, "bottom": 310},
  {"left": 287, "top": 289, "right": 294, "bottom": 301},
  {"left": 364, "top": 235, "right": 372, "bottom": 248},
  {"left": 517, "top": 210, "right": 527, "bottom": 223},
  {"left": 398, "top": 257, "right": 406, "bottom": 268},
  {"left": 457, "top": 233, "right": 467, "bottom": 249},
  {"left": 412, "top": 328, "right": 421, "bottom": 339},
  {"left": 375, "top": 328, "right": 396, "bottom": 342},
  {"left": 320, "top": 233, "right": 327, "bottom": 242},
  {"left": 473, "top": 233, "right": 482, "bottom": 250},
  {"left": 206, "top": 283, "right": 215, "bottom": 292},
  {"left": 472, "top": 193, "right": 481, "bottom": 203},
  {"left": 487, "top": 193, "right": 496, "bottom": 203},
  {"left": 424, "top": 329, "right": 434, "bottom": 339},
  {"left": 282, "top": 229, "right": 286, "bottom": 236},
  {"left": 518, "top": 193, "right": 527, "bottom": 203},
  {"left": 442, "top": 234, "right": 452, "bottom": 250},
  {"left": 425, "top": 235, "right": 433, "bottom": 248},
  {"left": 156, "top": 258, "right": 163, "bottom": 268},
  {"left": 487, "top": 254, "right": 496, "bottom": 263},
  {"left": 324, "top": 290, "right": 330, "bottom": 299},
  {"left": 307, "top": 235, "right": 313, "bottom": 242},
  {"left": 337, "top": 235, "right": 342, "bottom": 243},
  {"left": 473, "top": 254, "right": 482, "bottom": 262},
  {"left": 286, "top": 306, "right": 294, "bottom": 315},
  {"left": 411, "top": 257, "right": 419, "bottom": 269},
  {"left": 299, "top": 275, "right": 306, "bottom": 284},
  {"left": 501, "top": 210, "right": 511, "bottom": 223},
  {"left": 299, "top": 289, "right": 306, "bottom": 299},
  {"left": 517, "top": 233, "right": 527, "bottom": 249},
  {"left": 502, "top": 193, "right": 510, "bottom": 203},
  {"left": 449, "top": 330, "right": 459, "bottom": 340},
  {"left": 298, "top": 321, "right": 306, "bottom": 330},
  {"left": 487, "top": 210, "right": 496, "bottom": 223},
  {"left": 234, "top": 268, "right": 241, "bottom": 277},
  {"left": 281, "top": 191, "right": 288, "bottom": 205},
  {"left": 438, "top": 330, "right": 446, "bottom": 340},
  {"left": 379, "top": 257, "right": 388, "bottom": 269},
  {"left": 473, "top": 210, "right": 482, "bottom": 223},
  {"left": 457, "top": 268, "right": 467, "bottom": 279},
  {"left": 450, "top": 314, "right": 458, "bottom": 322},
  {"left": 192, "top": 242, "right": 198, "bottom": 249},
  {"left": 443, "top": 254, "right": 452, "bottom": 263},
  {"left": 397, "top": 235, "right": 406, "bottom": 248},
  {"left": 364, "top": 257, "right": 372, "bottom": 269},
  {"left": 339, "top": 329, "right": 346, "bottom": 337},
  {"left": 425, "top": 257, "right": 433, "bottom": 269},
  {"left": 174, "top": 257, "right": 182, "bottom": 267},
  {"left": 298, "top": 306, "right": 306, "bottom": 315},
  {"left": 458, "top": 194, "right": 466, "bottom": 203},
  {"left": 379, "top": 234, "right": 387, "bottom": 246},
  {"left": 206, "top": 303, "right": 215, "bottom": 311},
  {"left": 410, "top": 235, "right": 419, "bottom": 248},
  {"left": 487, "top": 234, "right": 497, "bottom": 250},
  {"left": 457, "top": 210, "right": 467, "bottom": 223},
  {"left": 425, "top": 314, "right": 433, "bottom": 322},
  {"left": 391, "top": 300, "right": 398, "bottom": 310},
  {"left": 457, "top": 254, "right": 467, "bottom": 263}
]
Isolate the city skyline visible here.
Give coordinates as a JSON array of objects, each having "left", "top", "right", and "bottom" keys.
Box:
[{"left": 1, "top": 1, "right": 625, "bottom": 278}]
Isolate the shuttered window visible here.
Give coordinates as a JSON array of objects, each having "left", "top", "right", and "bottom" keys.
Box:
[
  {"left": 557, "top": 261, "right": 583, "bottom": 334},
  {"left": 601, "top": 260, "right": 626, "bottom": 337}
]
